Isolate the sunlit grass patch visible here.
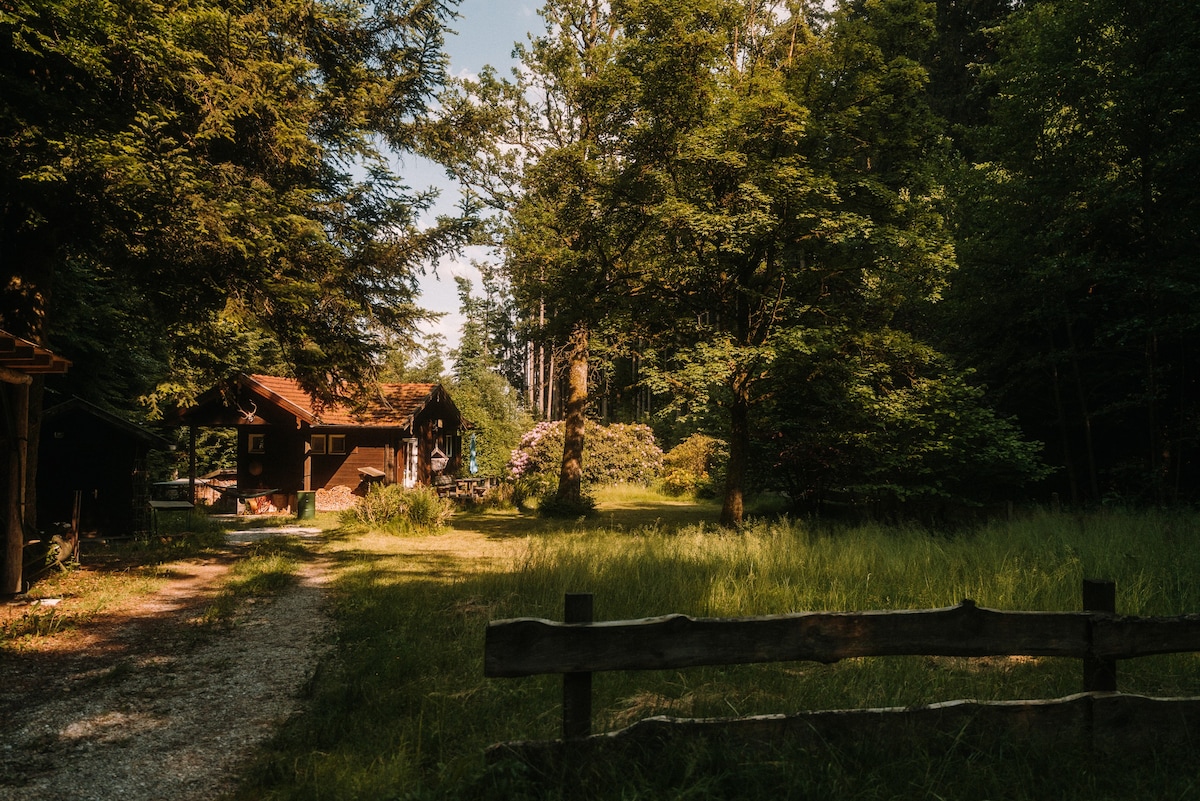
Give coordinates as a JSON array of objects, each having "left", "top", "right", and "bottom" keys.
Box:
[
  {"left": 200, "top": 538, "right": 302, "bottom": 626},
  {"left": 1, "top": 561, "right": 165, "bottom": 650},
  {"left": 238, "top": 502, "right": 1200, "bottom": 800},
  {"left": 0, "top": 607, "right": 77, "bottom": 643}
]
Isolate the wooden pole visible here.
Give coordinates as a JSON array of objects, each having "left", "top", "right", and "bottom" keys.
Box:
[
  {"left": 1083, "top": 578, "right": 1117, "bottom": 692},
  {"left": 188, "top": 425, "right": 197, "bottom": 505},
  {"left": 563, "top": 593, "right": 594, "bottom": 740},
  {"left": 3, "top": 380, "right": 29, "bottom": 595},
  {"left": 0, "top": 366, "right": 32, "bottom": 386}
]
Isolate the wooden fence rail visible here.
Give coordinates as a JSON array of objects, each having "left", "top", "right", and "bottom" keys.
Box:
[{"left": 484, "top": 579, "right": 1200, "bottom": 755}]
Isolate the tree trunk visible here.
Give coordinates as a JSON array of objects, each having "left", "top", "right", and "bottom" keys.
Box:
[
  {"left": 557, "top": 323, "right": 589, "bottom": 503},
  {"left": 720, "top": 372, "right": 749, "bottom": 528}
]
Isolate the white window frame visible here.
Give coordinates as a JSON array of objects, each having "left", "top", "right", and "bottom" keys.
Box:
[{"left": 402, "top": 438, "right": 418, "bottom": 488}]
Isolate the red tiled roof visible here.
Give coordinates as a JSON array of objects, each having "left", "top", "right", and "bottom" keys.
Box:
[{"left": 245, "top": 374, "right": 440, "bottom": 428}]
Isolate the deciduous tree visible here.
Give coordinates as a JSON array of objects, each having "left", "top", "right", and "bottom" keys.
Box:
[
  {"left": 428, "top": 0, "right": 647, "bottom": 506},
  {"left": 945, "top": 0, "right": 1200, "bottom": 504}
]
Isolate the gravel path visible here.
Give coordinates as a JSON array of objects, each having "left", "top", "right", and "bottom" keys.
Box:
[{"left": 0, "top": 537, "right": 333, "bottom": 801}]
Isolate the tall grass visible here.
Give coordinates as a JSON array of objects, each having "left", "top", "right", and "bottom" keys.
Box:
[
  {"left": 237, "top": 504, "right": 1200, "bottom": 800},
  {"left": 199, "top": 537, "right": 303, "bottom": 626}
]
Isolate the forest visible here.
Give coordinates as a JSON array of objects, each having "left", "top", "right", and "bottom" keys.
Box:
[{"left": 2, "top": 0, "right": 1198, "bottom": 528}]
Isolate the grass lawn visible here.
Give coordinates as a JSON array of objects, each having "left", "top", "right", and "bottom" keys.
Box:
[{"left": 232, "top": 489, "right": 1200, "bottom": 800}]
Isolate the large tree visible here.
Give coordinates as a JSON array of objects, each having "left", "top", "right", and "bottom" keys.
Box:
[
  {"left": 633, "top": 0, "right": 976, "bottom": 524},
  {"left": 1, "top": 0, "right": 468, "bottom": 406},
  {"left": 428, "top": 0, "right": 649, "bottom": 507},
  {"left": 632, "top": 0, "right": 833, "bottom": 526},
  {"left": 0, "top": 0, "right": 466, "bottom": 590}
]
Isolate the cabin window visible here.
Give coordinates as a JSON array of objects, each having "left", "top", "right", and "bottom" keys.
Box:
[
  {"left": 248, "top": 433, "right": 265, "bottom": 454},
  {"left": 310, "top": 434, "right": 346, "bottom": 455}
]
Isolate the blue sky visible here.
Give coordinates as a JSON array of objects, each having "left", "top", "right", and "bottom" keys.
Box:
[{"left": 407, "top": 0, "right": 541, "bottom": 358}]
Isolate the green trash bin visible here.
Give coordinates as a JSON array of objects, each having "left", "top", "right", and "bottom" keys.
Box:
[{"left": 296, "top": 490, "right": 316, "bottom": 520}]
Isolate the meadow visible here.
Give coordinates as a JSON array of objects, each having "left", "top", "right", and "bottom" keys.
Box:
[{"left": 235, "top": 489, "right": 1200, "bottom": 800}]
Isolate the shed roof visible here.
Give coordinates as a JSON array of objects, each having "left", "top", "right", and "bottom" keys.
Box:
[{"left": 44, "top": 396, "right": 176, "bottom": 450}]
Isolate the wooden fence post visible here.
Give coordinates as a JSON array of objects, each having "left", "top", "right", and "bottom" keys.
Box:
[
  {"left": 1083, "top": 578, "right": 1117, "bottom": 692},
  {"left": 563, "top": 593, "right": 594, "bottom": 739}
]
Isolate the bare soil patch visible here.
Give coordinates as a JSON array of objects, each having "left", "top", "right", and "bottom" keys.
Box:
[{"left": 0, "top": 536, "right": 332, "bottom": 801}]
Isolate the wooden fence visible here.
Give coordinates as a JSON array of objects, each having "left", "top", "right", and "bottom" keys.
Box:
[{"left": 484, "top": 580, "right": 1200, "bottom": 760}]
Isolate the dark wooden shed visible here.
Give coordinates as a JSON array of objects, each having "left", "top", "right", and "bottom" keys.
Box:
[{"left": 36, "top": 397, "right": 175, "bottom": 536}]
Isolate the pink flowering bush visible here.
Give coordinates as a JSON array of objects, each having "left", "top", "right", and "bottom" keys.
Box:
[{"left": 507, "top": 420, "right": 663, "bottom": 486}]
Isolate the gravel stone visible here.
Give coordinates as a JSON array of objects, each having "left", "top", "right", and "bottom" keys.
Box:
[{"left": 0, "top": 542, "right": 332, "bottom": 801}]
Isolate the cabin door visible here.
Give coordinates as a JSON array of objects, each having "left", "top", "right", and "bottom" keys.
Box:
[{"left": 402, "top": 438, "right": 418, "bottom": 488}]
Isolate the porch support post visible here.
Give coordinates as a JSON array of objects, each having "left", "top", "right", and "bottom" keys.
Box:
[
  {"left": 3, "top": 379, "right": 30, "bottom": 595},
  {"left": 188, "top": 425, "right": 197, "bottom": 505},
  {"left": 303, "top": 431, "right": 312, "bottom": 491}
]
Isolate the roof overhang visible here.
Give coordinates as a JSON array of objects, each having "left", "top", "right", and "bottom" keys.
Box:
[
  {"left": 44, "top": 396, "right": 176, "bottom": 450},
  {"left": 0, "top": 330, "right": 71, "bottom": 383},
  {"left": 237, "top": 374, "right": 317, "bottom": 423}
]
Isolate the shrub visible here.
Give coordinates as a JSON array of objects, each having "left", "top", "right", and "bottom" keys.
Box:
[
  {"left": 507, "top": 420, "right": 663, "bottom": 487},
  {"left": 341, "top": 484, "right": 452, "bottom": 533},
  {"left": 535, "top": 489, "right": 597, "bottom": 519},
  {"left": 509, "top": 473, "right": 555, "bottom": 511},
  {"left": 662, "top": 434, "right": 728, "bottom": 498},
  {"left": 402, "top": 485, "right": 455, "bottom": 529}
]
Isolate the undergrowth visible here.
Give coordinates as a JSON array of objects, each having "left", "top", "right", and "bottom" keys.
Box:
[{"left": 340, "top": 484, "right": 453, "bottom": 534}]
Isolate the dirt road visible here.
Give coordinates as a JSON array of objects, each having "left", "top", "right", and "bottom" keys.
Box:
[{"left": 0, "top": 535, "right": 332, "bottom": 801}]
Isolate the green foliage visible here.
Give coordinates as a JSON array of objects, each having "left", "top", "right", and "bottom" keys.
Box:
[
  {"left": 661, "top": 434, "right": 728, "bottom": 498},
  {"left": 508, "top": 420, "right": 663, "bottom": 487},
  {"left": 625, "top": 0, "right": 963, "bottom": 525},
  {"left": 451, "top": 375, "right": 532, "bottom": 478},
  {"left": 535, "top": 488, "right": 598, "bottom": 519},
  {"left": 943, "top": 0, "right": 1200, "bottom": 504},
  {"left": 427, "top": 0, "right": 660, "bottom": 505},
  {"left": 149, "top": 427, "right": 238, "bottom": 483},
  {"left": 377, "top": 334, "right": 449, "bottom": 385},
  {"left": 340, "top": 484, "right": 453, "bottom": 534},
  {"left": 446, "top": 276, "right": 535, "bottom": 478},
  {"left": 762, "top": 327, "right": 1047, "bottom": 514},
  {"left": 1, "top": 0, "right": 469, "bottom": 409}
]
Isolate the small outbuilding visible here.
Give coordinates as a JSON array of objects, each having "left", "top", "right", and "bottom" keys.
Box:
[
  {"left": 177, "top": 374, "right": 468, "bottom": 513},
  {"left": 37, "top": 396, "right": 175, "bottom": 536}
]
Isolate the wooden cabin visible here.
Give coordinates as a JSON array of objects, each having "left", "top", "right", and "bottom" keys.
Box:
[{"left": 179, "top": 374, "right": 468, "bottom": 513}]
